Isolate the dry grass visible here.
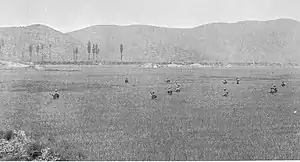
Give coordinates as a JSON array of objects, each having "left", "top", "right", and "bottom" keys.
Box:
[{"left": 0, "top": 66, "right": 300, "bottom": 160}]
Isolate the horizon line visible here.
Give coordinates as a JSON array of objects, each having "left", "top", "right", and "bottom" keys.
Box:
[{"left": 0, "top": 17, "right": 298, "bottom": 33}]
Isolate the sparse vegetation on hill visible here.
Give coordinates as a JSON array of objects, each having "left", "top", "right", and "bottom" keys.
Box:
[
  {"left": 0, "top": 24, "right": 84, "bottom": 62},
  {"left": 68, "top": 18, "right": 300, "bottom": 63},
  {"left": 1, "top": 19, "right": 300, "bottom": 63}
]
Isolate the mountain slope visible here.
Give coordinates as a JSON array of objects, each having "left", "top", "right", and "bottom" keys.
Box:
[
  {"left": 0, "top": 24, "right": 85, "bottom": 62},
  {"left": 1, "top": 19, "right": 300, "bottom": 63},
  {"left": 68, "top": 18, "right": 300, "bottom": 63}
]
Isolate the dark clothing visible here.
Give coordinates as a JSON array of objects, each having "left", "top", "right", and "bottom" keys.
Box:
[
  {"left": 125, "top": 79, "right": 129, "bottom": 83},
  {"left": 51, "top": 93, "right": 59, "bottom": 99},
  {"left": 223, "top": 91, "right": 229, "bottom": 96},
  {"left": 167, "top": 90, "right": 172, "bottom": 95},
  {"left": 151, "top": 94, "right": 157, "bottom": 99},
  {"left": 270, "top": 87, "right": 277, "bottom": 93}
]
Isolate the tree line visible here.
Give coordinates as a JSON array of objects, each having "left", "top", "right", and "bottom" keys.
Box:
[
  {"left": 29, "top": 41, "right": 124, "bottom": 62},
  {"left": 87, "top": 41, "right": 124, "bottom": 62},
  {"left": 0, "top": 38, "right": 124, "bottom": 62},
  {"left": 28, "top": 43, "right": 51, "bottom": 62}
]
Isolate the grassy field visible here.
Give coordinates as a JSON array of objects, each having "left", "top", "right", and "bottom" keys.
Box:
[{"left": 1, "top": 65, "right": 300, "bottom": 160}]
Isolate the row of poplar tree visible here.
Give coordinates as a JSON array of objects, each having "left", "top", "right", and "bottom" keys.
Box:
[
  {"left": 86, "top": 41, "right": 124, "bottom": 62},
  {"left": 28, "top": 43, "right": 51, "bottom": 62},
  {"left": 1, "top": 40, "right": 124, "bottom": 62}
]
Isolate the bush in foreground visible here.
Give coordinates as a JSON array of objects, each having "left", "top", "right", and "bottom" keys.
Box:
[{"left": 0, "top": 129, "right": 63, "bottom": 161}]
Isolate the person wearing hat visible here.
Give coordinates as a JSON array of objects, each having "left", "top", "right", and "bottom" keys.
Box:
[
  {"left": 270, "top": 84, "right": 277, "bottom": 94},
  {"left": 223, "top": 88, "right": 229, "bottom": 96},
  {"left": 236, "top": 78, "right": 240, "bottom": 84},
  {"left": 50, "top": 89, "right": 60, "bottom": 99},
  {"left": 125, "top": 77, "right": 129, "bottom": 84},
  {"left": 167, "top": 85, "right": 172, "bottom": 95},
  {"left": 175, "top": 83, "right": 181, "bottom": 92},
  {"left": 150, "top": 92, "right": 157, "bottom": 99},
  {"left": 165, "top": 78, "right": 171, "bottom": 83},
  {"left": 281, "top": 81, "right": 286, "bottom": 87}
]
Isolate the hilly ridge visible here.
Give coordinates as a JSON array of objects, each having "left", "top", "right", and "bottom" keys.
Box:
[
  {"left": 68, "top": 18, "right": 300, "bottom": 63},
  {"left": 1, "top": 18, "right": 300, "bottom": 64},
  {"left": 0, "top": 24, "right": 84, "bottom": 62}
]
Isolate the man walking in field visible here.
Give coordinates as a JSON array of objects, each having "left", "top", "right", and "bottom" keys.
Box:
[
  {"left": 270, "top": 84, "right": 277, "bottom": 94},
  {"left": 175, "top": 83, "right": 181, "bottom": 92},
  {"left": 50, "top": 89, "right": 60, "bottom": 99},
  {"left": 150, "top": 92, "right": 157, "bottom": 99},
  {"left": 167, "top": 87, "right": 172, "bottom": 95},
  {"left": 165, "top": 77, "right": 171, "bottom": 83},
  {"left": 236, "top": 78, "right": 240, "bottom": 84},
  {"left": 223, "top": 88, "right": 229, "bottom": 97}
]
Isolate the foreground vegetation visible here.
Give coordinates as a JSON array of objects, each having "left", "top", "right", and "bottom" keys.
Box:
[
  {"left": 0, "top": 129, "right": 84, "bottom": 161},
  {"left": 1, "top": 66, "right": 300, "bottom": 160}
]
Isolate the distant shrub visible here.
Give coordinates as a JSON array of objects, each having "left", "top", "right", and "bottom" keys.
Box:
[{"left": 0, "top": 129, "right": 83, "bottom": 161}]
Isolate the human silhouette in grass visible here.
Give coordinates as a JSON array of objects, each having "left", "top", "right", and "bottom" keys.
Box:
[
  {"left": 175, "top": 83, "right": 181, "bottom": 92},
  {"left": 223, "top": 88, "right": 229, "bottom": 97},
  {"left": 270, "top": 84, "right": 277, "bottom": 94},
  {"left": 167, "top": 88, "right": 172, "bottom": 95},
  {"left": 236, "top": 77, "right": 240, "bottom": 84},
  {"left": 281, "top": 81, "right": 286, "bottom": 87},
  {"left": 150, "top": 92, "right": 157, "bottom": 99},
  {"left": 50, "top": 89, "right": 60, "bottom": 99},
  {"left": 165, "top": 77, "right": 171, "bottom": 83}
]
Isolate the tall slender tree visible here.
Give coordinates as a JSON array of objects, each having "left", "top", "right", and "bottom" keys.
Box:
[
  {"left": 95, "top": 44, "right": 99, "bottom": 61},
  {"left": 41, "top": 44, "right": 44, "bottom": 62},
  {"left": 92, "top": 44, "right": 96, "bottom": 61},
  {"left": 75, "top": 47, "right": 78, "bottom": 61},
  {"left": 73, "top": 47, "right": 78, "bottom": 62},
  {"left": 120, "top": 44, "right": 123, "bottom": 61},
  {"left": 36, "top": 44, "right": 40, "bottom": 57},
  {"left": 29, "top": 44, "right": 33, "bottom": 62},
  {"left": 49, "top": 44, "right": 52, "bottom": 62},
  {"left": 73, "top": 47, "right": 75, "bottom": 62},
  {"left": 87, "top": 41, "right": 91, "bottom": 61}
]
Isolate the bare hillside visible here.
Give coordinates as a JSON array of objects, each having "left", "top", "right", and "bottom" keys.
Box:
[
  {"left": 0, "top": 24, "right": 85, "bottom": 62},
  {"left": 68, "top": 18, "right": 300, "bottom": 63},
  {"left": 1, "top": 19, "right": 300, "bottom": 63}
]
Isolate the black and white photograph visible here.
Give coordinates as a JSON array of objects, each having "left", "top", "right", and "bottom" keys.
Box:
[{"left": 0, "top": 0, "right": 300, "bottom": 160}]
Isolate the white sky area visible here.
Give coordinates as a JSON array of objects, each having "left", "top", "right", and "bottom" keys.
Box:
[{"left": 0, "top": 0, "right": 298, "bottom": 32}]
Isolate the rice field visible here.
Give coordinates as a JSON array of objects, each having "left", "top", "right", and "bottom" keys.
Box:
[{"left": 1, "top": 65, "right": 300, "bottom": 160}]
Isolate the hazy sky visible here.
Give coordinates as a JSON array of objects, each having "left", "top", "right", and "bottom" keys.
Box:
[{"left": 0, "top": 0, "right": 299, "bottom": 32}]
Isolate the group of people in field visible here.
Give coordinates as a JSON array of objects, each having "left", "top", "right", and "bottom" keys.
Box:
[
  {"left": 48, "top": 75, "right": 287, "bottom": 100},
  {"left": 149, "top": 77, "right": 181, "bottom": 99},
  {"left": 221, "top": 77, "right": 287, "bottom": 96},
  {"left": 269, "top": 81, "right": 286, "bottom": 94},
  {"left": 221, "top": 78, "right": 240, "bottom": 97}
]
